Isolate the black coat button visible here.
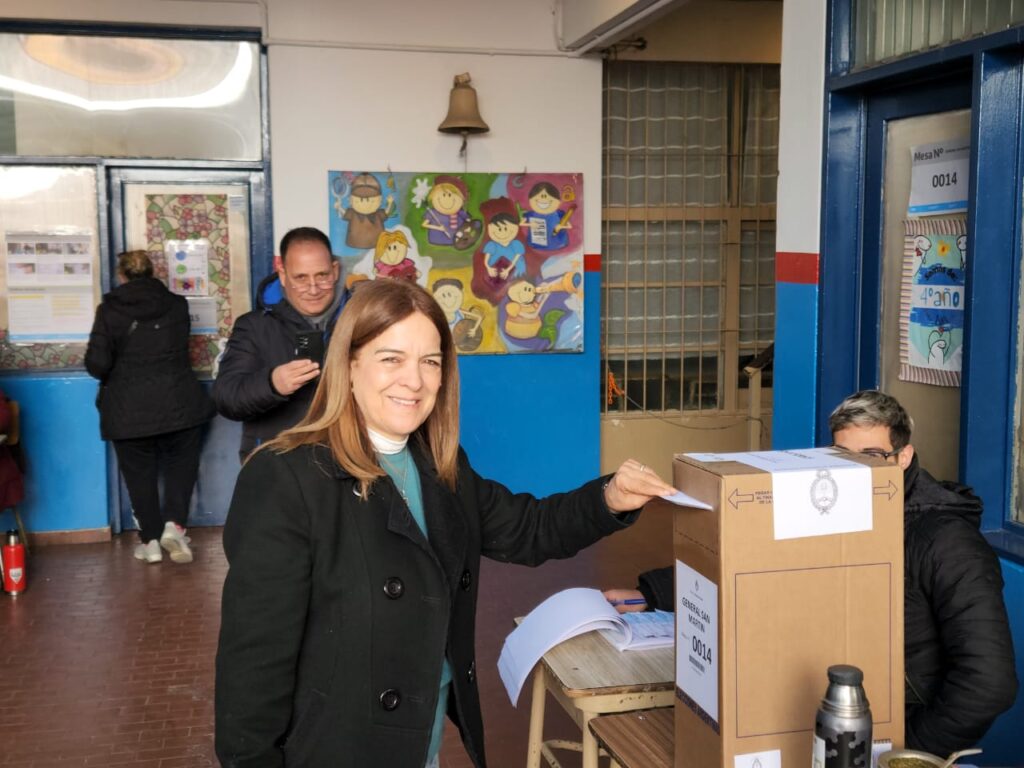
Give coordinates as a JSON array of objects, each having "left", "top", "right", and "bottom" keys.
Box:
[
  {"left": 379, "top": 688, "right": 401, "bottom": 711},
  {"left": 460, "top": 569, "right": 472, "bottom": 591},
  {"left": 467, "top": 661, "right": 476, "bottom": 684},
  {"left": 383, "top": 577, "right": 404, "bottom": 599}
]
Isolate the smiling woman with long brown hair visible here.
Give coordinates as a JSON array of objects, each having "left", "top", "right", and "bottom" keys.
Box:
[{"left": 214, "top": 278, "right": 674, "bottom": 768}]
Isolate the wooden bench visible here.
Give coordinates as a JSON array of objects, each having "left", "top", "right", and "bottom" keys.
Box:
[
  {"left": 588, "top": 706, "right": 673, "bottom": 768},
  {"left": 520, "top": 618, "right": 674, "bottom": 768}
]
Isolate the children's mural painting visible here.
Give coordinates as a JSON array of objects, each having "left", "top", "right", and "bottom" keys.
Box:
[{"left": 328, "top": 171, "right": 584, "bottom": 354}]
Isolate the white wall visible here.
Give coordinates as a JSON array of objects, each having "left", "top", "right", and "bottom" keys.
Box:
[
  {"left": 776, "top": 0, "right": 826, "bottom": 254},
  {"left": 258, "top": 1, "right": 602, "bottom": 250},
  {"left": 268, "top": 46, "right": 601, "bottom": 252}
]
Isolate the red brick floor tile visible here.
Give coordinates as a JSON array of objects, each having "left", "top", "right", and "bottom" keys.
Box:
[{"left": 0, "top": 510, "right": 669, "bottom": 767}]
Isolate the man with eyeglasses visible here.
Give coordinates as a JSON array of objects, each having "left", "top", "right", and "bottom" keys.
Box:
[
  {"left": 604, "top": 390, "right": 1017, "bottom": 754},
  {"left": 213, "top": 227, "right": 346, "bottom": 461}
]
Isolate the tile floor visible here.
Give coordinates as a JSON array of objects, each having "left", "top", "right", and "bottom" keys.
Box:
[{"left": 0, "top": 509, "right": 673, "bottom": 767}]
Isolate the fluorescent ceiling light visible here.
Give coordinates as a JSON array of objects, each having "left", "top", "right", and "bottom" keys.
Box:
[{"left": 0, "top": 42, "right": 253, "bottom": 112}]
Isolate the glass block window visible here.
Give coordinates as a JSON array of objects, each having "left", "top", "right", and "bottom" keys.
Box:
[{"left": 602, "top": 62, "right": 778, "bottom": 414}]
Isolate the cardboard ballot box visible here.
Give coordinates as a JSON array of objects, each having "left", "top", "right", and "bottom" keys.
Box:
[{"left": 669, "top": 448, "right": 904, "bottom": 768}]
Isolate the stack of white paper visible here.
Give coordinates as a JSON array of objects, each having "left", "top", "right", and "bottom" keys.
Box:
[{"left": 497, "top": 587, "right": 674, "bottom": 705}]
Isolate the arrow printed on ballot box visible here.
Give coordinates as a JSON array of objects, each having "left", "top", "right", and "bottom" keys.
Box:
[
  {"left": 873, "top": 480, "right": 898, "bottom": 500},
  {"left": 729, "top": 489, "right": 754, "bottom": 509}
]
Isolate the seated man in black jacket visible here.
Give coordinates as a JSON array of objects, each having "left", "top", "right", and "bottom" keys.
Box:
[
  {"left": 606, "top": 390, "right": 1017, "bottom": 755},
  {"left": 213, "top": 227, "right": 346, "bottom": 461}
]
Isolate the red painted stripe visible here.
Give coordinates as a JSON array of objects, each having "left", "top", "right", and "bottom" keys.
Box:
[
  {"left": 584, "top": 253, "right": 601, "bottom": 272},
  {"left": 776, "top": 251, "right": 819, "bottom": 284}
]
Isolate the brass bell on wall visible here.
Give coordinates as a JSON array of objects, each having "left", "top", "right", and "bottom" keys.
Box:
[{"left": 438, "top": 72, "right": 489, "bottom": 156}]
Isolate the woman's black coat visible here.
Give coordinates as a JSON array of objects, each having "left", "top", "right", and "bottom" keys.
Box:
[
  {"left": 215, "top": 442, "right": 636, "bottom": 768},
  {"left": 85, "top": 277, "right": 213, "bottom": 440}
]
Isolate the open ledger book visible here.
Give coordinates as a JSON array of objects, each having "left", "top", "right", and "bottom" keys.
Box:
[{"left": 497, "top": 587, "right": 674, "bottom": 705}]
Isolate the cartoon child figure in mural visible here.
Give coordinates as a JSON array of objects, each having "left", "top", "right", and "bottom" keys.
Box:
[
  {"left": 338, "top": 173, "right": 395, "bottom": 250},
  {"left": 422, "top": 175, "right": 481, "bottom": 250},
  {"left": 432, "top": 278, "right": 484, "bottom": 353},
  {"left": 502, "top": 272, "right": 582, "bottom": 350},
  {"left": 520, "top": 181, "right": 576, "bottom": 251},
  {"left": 472, "top": 196, "right": 527, "bottom": 305},
  {"left": 373, "top": 231, "right": 419, "bottom": 282}
]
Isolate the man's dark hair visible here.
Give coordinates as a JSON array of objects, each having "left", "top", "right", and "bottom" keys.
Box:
[
  {"left": 828, "top": 389, "right": 914, "bottom": 451},
  {"left": 279, "top": 227, "right": 333, "bottom": 264}
]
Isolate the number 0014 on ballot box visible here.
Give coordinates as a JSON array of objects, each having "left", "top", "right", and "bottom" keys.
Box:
[{"left": 665, "top": 448, "right": 905, "bottom": 768}]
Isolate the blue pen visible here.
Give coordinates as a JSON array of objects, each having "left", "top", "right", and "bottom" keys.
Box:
[{"left": 608, "top": 598, "right": 647, "bottom": 606}]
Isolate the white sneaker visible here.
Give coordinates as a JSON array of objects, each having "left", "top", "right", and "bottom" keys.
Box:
[
  {"left": 160, "top": 521, "right": 193, "bottom": 564},
  {"left": 134, "top": 539, "right": 163, "bottom": 563}
]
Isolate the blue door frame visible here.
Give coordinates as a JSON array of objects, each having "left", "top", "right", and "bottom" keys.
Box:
[{"left": 817, "top": 7, "right": 1024, "bottom": 758}]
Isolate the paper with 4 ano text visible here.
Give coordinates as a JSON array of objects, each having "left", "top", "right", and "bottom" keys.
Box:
[
  {"left": 684, "top": 447, "right": 873, "bottom": 540},
  {"left": 497, "top": 587, "right": 674, "bottom": 706}
]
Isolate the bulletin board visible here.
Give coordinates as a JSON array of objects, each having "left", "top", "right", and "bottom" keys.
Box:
[
  {"left": 122, "top": 185, "right": 252, "bottom": 377},
  {"left": 0, "top": 166, "right": 101, "bottom": 370}
]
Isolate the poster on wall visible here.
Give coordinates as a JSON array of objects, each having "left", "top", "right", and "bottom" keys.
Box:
[
  {"left": 908, "top": 138, "right": 970, "bottom": 216},
  {"left": 899, "top": 218, "right": 966, "bottom": 387},
  {"left": 164, "top": 238, "right": 210, "bottom": 296},
  {"left": 328, "top": 171, "right": 584, "bottom": 354},
  {"left": 4, "top": 232, "right": 95, "bottom": 341},
  {"left": 144, "top": 193, "right": 233, "bottom": 372}
]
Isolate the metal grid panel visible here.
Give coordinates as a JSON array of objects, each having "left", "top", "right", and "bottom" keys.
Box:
[{"left": 602, "top": 62, "right": 777, "bottom": 414}]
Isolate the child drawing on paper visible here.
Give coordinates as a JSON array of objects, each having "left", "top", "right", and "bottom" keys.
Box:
[
  {"left": 928, "top": 327, "right": 953, "bottom": 365},
  {"left": 519, "top": 181, "right": 574, "bottom": 251},
  {"left": 432, "top": 277, "right": 484, "bottom": 352},
  {"left": 339, "top": 173, "right": 395, "bottom": 250},
  {"left": 908, "top": 230, "right": 966, "bottom": 372},
  {"left": 915, "top": 233, "right": 964, "bottom": 281},
  {"left": 373, "top": 231, "right": 419, "bottom": 282}
]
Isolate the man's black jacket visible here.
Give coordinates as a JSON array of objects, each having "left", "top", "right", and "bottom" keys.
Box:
[{"left": 212, "top": 274, "right": 342, "bottom": 456}]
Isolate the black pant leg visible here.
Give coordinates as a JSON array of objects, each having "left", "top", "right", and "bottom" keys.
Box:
[
  {"left": 113, "top": 437, "right": 162, "bottom": 543},
  {"left": 158, "top": 425, "right": 204, "bottom": 529}
]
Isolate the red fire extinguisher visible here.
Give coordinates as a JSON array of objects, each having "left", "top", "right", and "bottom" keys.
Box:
[{"left": 1, "top": 530, "right": 26, "bottom": 596}]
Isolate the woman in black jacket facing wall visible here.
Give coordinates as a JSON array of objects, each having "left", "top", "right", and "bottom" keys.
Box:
[{"left": 85, "top": 250, "right": 213, "bottom": 565}]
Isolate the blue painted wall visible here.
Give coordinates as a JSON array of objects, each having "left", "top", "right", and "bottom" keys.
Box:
[
  {"left": 978, "top": 557, "right": 1024, "bottom": 762},
  {"left": 0, "top": 270, "right": 601, "bottom": 532},
  {"left": 772, "top": 280, "right": 819, "bottom": 449},
  {"left": 459, "top": 270, "right": 601, "bottom": 496},
  {"left": 0, "top": 374, "right": 107, "bottom": 533}
]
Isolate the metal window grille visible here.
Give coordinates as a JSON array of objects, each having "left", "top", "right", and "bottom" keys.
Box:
[
  {"left": 602, "top": 62, "right": 778, "bottom": 415},
  {"left": 855, "top": 0, "right": 1024, "bottom": 67}
]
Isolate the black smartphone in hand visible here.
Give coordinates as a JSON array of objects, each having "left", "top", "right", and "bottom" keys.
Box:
[{"left": 294, "top": 330, "right": 325, "bottom": 365}]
